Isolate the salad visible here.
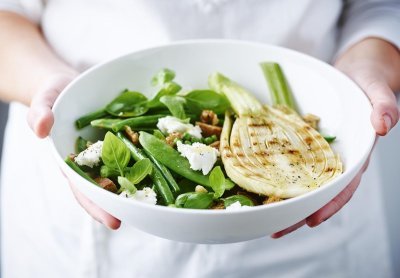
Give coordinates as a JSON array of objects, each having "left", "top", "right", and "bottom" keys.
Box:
[{"left": 66, "top": 62, "right": 342, "bottom": 210}]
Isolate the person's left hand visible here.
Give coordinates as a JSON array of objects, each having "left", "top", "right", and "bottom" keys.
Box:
[{"left": 272, "top": 38, "right": 400, "bottom": 238}]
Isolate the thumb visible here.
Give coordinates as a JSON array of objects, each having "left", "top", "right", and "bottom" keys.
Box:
[
  {"left": 361, "top": 79, "right": 399, "bottom": 136},
  {"left": 27, "top": 74, "right": 76, "bottom": 138}
]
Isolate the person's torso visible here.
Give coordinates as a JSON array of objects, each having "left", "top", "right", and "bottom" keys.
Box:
[{"left": 1, "top": 1, "right": 394, "bottom": 277}]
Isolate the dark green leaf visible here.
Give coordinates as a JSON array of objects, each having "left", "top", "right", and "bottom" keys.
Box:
[
  {"left": 151, "top": 68, "right": 176, "bottom": 86},
  {"left": 160, "top": 95, "right": 186, "bottom": 119},
  {"left": 223, "top": 195, "right": 254, "bottom": 207},
  {"left": 184, "top": 90, "right": 230, "bottom": 114},
  {"left": 209, "top": 166, "right": 225, "bottom": 198},
  {"left": 102, "top": 132, "right": 131, "bottom": 176},
  {"left": 118, "top": 176, "right": 137, "bottom": 194},
  {"left": 126, "top": 158, "right": 153, "bottom": 184},
  {"left": 106, "top": 90, "right": 148, "bottom": 117}
]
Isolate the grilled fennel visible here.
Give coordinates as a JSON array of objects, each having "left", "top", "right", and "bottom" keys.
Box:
[{"left": 209, "top": 65, "right": 342, "bottom": 198}]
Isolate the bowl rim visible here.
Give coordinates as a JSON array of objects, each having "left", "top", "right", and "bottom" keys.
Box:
[{"left": 48, "top": 39, "right": 376, "bottom": 215}]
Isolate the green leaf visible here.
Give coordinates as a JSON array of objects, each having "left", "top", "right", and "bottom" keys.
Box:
[
  {"left": 147, "top": 82, "right": 182, "bottom": 108},
  {"left": 106, "top": 90, "right": 149, "bottom": 117},
  {"left": 224, "top": 179, "right": 236, "bottom": 190},
  {"left": 223, "top": 195, "right": 254, "bottom": 207},
  {"left": 184, "top": 90, "right": 230, "bottom": 114},
  {"left": 102, "top": 132, "right": 131, "bottom": 176},
  {"left": 209, "top": 166, "right": 225, "bottom": 198},
  {"left": 100, "top": 165, "right": 121, "bottom": 178},
  {"left": 126, "top": 158, "right": 153, "bottom": 184},
  {"left": 151, "top": 68, "right": 176, "bottom": 86},
  {"left": 175, "top": 192, "right": 214, "bottom": 209},
  {"left": 160, "top": 95, "right": 186, "bottom": 119},
  {"left": 118, "top": 176, "right": 137, "bottom": 194}
]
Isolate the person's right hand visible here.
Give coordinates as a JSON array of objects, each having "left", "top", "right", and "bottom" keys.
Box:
[{"left": 27, "top": 73, "right": 121, "bottom": 230}]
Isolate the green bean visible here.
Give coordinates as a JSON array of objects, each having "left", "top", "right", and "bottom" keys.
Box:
[
  {"left": 75, "top": 108, "right": 108, "bottom": 129},
  {"left": 139, "top": 132, "right": 211, "bottom": 187},
  {"left": 117, "top": 132, "right": 175, "bottom": 205},
  {"left": 65, "top": 157, "right": 98, "bottom": 185},
  {"left": 323, "top": 135, "right": 336, "bottom": 143},
  {"left": 91, "top": 114, "right": 164, "bottom": 132},
  {"left": 75, "top": 136, "right": 88, "bottom": 153}
]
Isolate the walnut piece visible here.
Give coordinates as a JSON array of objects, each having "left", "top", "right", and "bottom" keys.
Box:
[{"left": 200, "top": 110, "right": 219, "bottom": 126}]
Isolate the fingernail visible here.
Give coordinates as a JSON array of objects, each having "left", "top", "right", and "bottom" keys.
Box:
[{"left": 383, "top": 114, "right": 392, "bottom": 133}]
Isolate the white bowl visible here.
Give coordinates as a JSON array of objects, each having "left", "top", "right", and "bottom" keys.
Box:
[{"left": 49, "top": 40, "right": 375, "bottom": 244}]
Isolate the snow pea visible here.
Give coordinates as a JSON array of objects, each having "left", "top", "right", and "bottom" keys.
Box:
[
  {"left": 138, "top": 132, "right": 211, "bottom": 187},
  {"left": 117, "top": 133, "right": 175, "bottom": 205}
]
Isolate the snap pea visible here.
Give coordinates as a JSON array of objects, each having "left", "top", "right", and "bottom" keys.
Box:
[
  {"left": 143, "top": 149, "right": 181, "bottom": 195},
  {"left": 117, "top": 132, "right": 175, "bottom": 205},
  {"left": 75, "top": 108, "right": 108, "bottom": 129},
  {"left": 139, "top": 132, "right": 211, "bottom": 187},
  {"left": 91, "top": 114, "right": 164, "bottom": 132}
]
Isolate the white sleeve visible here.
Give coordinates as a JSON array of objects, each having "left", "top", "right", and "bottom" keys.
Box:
[
  {"left": 337, "top": 0, "right": 400, "bottom": 57},
  {"left": 0, "top": 0, "right": 43, "bottom": 23}
]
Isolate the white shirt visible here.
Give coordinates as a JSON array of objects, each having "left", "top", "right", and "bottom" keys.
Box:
[{"left": 1, "top": 1, "right": 399, "bottom": 277}]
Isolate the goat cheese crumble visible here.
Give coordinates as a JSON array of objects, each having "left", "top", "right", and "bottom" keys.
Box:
[
  {"left": 176, "top": 141, "right": 219, "bottom": 175},
  {"left": 74, "top": 141, "right": 103, "bottom": 168},
  {"left": 225, "top": 201, "right": 251, "bottom": 211},
  {"left": 119, "top": 187, "right": 157, "bottom": 205},
  {"left": 157, "top": 116, "right": 202, "bottom": 138}
]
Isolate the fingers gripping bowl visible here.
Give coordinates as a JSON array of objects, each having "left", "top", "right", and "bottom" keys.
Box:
[{"left": 49, "top": 40, "right": 375, "bottom": 243}]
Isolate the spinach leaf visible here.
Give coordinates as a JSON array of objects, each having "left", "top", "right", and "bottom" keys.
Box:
[
  {"left": 147, "top": 82, "right": 182, "bottom": 108},
  {"left": 126, "top": 158, "right": 153, "bottom": 184},
  {"left": 160, "top": 95, "right": 186, "bottom": 119},
  {"left": 151, "top": 68, "right": 176, "bottom": 86},
  {"left": 223, "top": 195, "right": 254, "bottom": 207},
  {"left": 184, "top": 90, "right": 230, "bottom": 114},
  {"left": 175, "top": 192, "right": 214, "bottom": 209},
  {"left": 118, "top": 176, "right": 137, "bottom": 194},
  {"left": 102, "top": 132, "right": 131, "bottom": 176},
  {"left": 209, "top": 166, "right": 225, "bottom": 198},
  {"left": 106, "top": 90, "right": 148, "bottom": 117}
]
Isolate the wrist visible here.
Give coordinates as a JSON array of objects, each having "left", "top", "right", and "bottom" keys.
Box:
[{"left": 334, "top": 37, "right": 400, "bottom": 91}]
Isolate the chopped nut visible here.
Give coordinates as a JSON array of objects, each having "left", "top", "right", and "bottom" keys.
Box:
[
  {"left": 263, "top": 195, "right": 283, "bottom": 205},
  {"left": 200, "top": 110, "right": 219, "bottom": 126},
  {"left": 210, "top": 200, "right": 225, "bottom": 210},
  {"left": 68, "top": 153, "right": 77, "bottom": 160},
  {"left": 165, "top": 132, "right": 182, "bottom": 146},
  {"left": 196, "top": 122, "right": 222, "bottom": 138},
  {"left": 124, "top": 126, "right": 139, "bottom": 144},
  {"left": 209, "top": 140, "right": 220, "bottom": 150},
  {"left": 302, "top": 113, "right": 320, "bottom": 130},
  {"left": 195, "top": 185, "right": 208, "bottom": 193},
  {"left": 94, "top": 177, "right": 118, "bottom": 193}
]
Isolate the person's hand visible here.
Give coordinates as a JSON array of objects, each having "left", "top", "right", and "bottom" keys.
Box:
[
  {"left": 27, "top": 72, "right": 121, "bottom": 230},
  {"left": 272, "top": 38, "right": 400, "bottom": 238}
]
